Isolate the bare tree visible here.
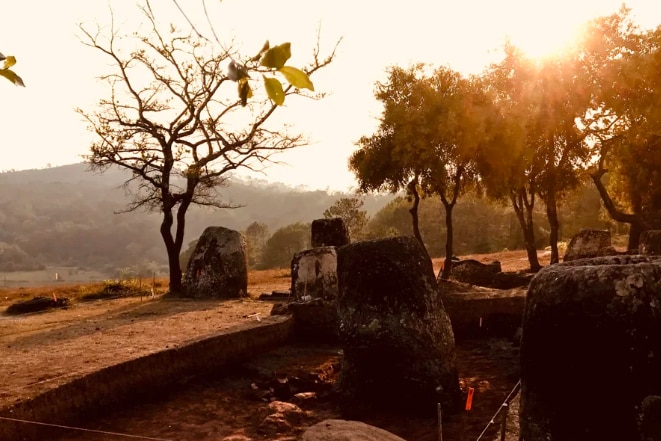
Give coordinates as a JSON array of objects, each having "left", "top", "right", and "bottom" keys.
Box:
[{"left": 77, "top": 3, "right": 337, "bottom": 293}]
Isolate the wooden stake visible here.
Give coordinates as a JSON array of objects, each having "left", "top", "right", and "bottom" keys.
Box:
[
  {"left": 500, "top": 403, "right": 509, "bottom": 441},
  {"left": 437, "top": 403, "right": 443, "bottom": 441}
]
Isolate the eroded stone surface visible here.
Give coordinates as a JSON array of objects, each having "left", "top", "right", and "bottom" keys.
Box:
[
  {"left": 639, "top": 395, "right": 661, "bottom": 441},
  {"left": 520, "top": 255, "right": 661, "bottom": 440},
  {"left": 302, "top": 419, "right": 407, "bottom": 441},
  {"left": 444, "top": 259, "right": 531, "bottom": 289},
  {"left": 640, "top": 230, "right": 661, "bottom": 256},
  {"left": 182, "top": 226, "right": 248, "bottom": 298},
  {"left": 291, "top": 247, "right": 338, "bottom": 301},
  {"left": 563, "top": 228, "right": 614, "bottom": 261},
  {"left": 258, "top": 401, "right": 307, "bottom": 437},
  {"left": 336, "top": 236, "right": 460, "bottom": 415}
]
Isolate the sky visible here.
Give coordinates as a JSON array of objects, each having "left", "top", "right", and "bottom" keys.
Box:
[{"left": 1, "top": 1, "right": 660, "bottom": 192}]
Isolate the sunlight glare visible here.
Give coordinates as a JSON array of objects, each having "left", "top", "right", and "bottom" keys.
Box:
[{"left": 503, "top": 5, "right": 588, "bottom": 60}]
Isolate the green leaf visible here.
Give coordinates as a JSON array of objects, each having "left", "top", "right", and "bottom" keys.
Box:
[
  {"left": 260, "top": 43, "right": 291, "bottom": 69},
  {"left": 3, "top": 56, "right": 16, "bottom": 69},
  {"left": 238, "top": 78, "right": 252, "bottom": 106},
  {"left": 278, "top": 66, "right": 314, "bottom": 91},
  {"left": 264, "top": 77, "right": 285, "bottom": 105},
  {"left": 0, "top": 69, "right": 25, "bottom": 87}
]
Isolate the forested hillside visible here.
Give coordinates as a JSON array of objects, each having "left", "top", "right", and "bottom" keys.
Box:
[{"left": 0, "top": 163, "right": 392, "bottom": 276}]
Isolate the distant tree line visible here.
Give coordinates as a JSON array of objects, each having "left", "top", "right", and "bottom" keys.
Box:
[
  {"left": 232, "top": 187, "right": 617, "bottom": 271},
  {"left": 0, "top": 164, "right": 391, "bottom": 275}
]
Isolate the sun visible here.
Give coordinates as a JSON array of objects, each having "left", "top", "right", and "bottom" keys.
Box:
[
  {"left": 502, "top": 5, "right": 591, "bottom": 61},
  {"left": 507, "top": 24, "right": 585, "bottom": 61}
]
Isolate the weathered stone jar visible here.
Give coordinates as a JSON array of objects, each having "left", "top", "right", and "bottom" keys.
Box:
[
  {"left": 181, "top": 226, "right": 248, "bottom": 298},
  {"left": 336, "top": 236, "right": 460, "bottom": 415},
  {"left": 520, "top": 255, "right": 661, "bottom": 441}
]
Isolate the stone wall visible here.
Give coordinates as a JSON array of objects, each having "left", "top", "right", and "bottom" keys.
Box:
[{"left": 0, "top": 316, "right": 293, "bottom": 441}]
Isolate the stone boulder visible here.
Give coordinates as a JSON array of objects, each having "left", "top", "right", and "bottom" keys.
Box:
[
  {"left": 311, "top": 218, "right": 350, "bottom": 248},
  {"left": 336, "top": 236, "right": 460, "bottom": 415},
  {"left": 257, "top": 401, "right": 307, "bottom": 437},
  {"left": 563, "top": 228, "right": 615, "bottom": 261},
  {"left": 181, "top": 226, "right": 248, "bottom": 298},
  {"left": 639, "top": 230, "right": 661, "bottom": 256},
  {"left": 520, "top": 255, "right": 661, "bottom": 441},
  {"left": 291, "top": 247, "right": 338, "bottom": 301},
  {"left": 449, "top": 259, "right": 501, "bottom": 283},
  {"left": 302, "top": 419, "right": 406, "bottom": 441},
  {"left": 443, "top": 259, "right": 531, "bottom": 290}
]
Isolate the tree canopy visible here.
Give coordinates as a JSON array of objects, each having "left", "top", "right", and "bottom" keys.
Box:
[
  {"left": 351, "top": 7, "right": 661, "bottom": 270},
  {"left": 323, "top": 197, "right": 368, "bottom": 241},
  {"left": 587, "top": 11, "right": 661, "bottom": 248},
  {"left": 351, "top": 64, "right": 489, "bottom": 276}
]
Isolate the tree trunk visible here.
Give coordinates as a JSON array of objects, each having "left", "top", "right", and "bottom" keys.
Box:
[
  {"left": 166, "top": 243, "right": 183, "bottom": 294},
  {"left": 510, "top": 189, "right": 541, "bottom": 272},
  {"left": 440, "top": 199, "right": 455, "bottom": 280},
  {"left": 160, "top": 204, "right": 183, "bottom": 294},
  {"left": 439, "top": 166, "right": 464, "bottom": 280},
  {"left": 590, "top": 171, "right": 640, "bottom": 250},
  {"left": 407, "top": 178, "right": 429, "bottom": 259},
  {"left": 545, "top": 188, "right": 560, "bottom": 264}
]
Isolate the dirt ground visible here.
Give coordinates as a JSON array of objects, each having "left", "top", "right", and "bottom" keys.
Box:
[
  {"left": 48, "top": 339, "right": 519, "bottom": 441},
  {"left": 0, "top": 251, "right": 545, "bottom": 440}
]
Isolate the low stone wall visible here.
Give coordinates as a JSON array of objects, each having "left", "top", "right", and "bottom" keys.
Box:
[
  {"left": 441, "top": 285, "right": 527, "bottom": 340},
  {"left": 286, "top": 285, "right": 528, "bottom": 344},
  {"left": 0, "top": 315, "right": 294, "bottom": 441}
]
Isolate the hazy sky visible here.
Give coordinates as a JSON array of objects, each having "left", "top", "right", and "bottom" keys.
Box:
[{"left": 1, "top": 1, "right": 660, "bottom": 191}]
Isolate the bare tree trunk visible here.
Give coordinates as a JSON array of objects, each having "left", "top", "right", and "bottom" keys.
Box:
[
  {"left": 407, "top": 178, "right": 429, "bottom": 259},
  {"left": 590, "top": 171, "right": 640, "bottom": 249},
  {"left": 439, "top": 167, "right": 464, "bottom": 280},
  {"left": 440, "top": 199, "right": 455, "bottom": 280},
  {"left": 160, "top": 205, "right": 183, "bottom": 294},
  {"left": 545, "top": 188, "right": 560, "bottom": 264},
  {"left": 511, "top": 189, "right": 541, "bottom": 272}
]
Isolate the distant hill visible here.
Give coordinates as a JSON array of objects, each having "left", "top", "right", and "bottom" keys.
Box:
[{"left": 0, "top": 163, "right": 393, "bottom": 276}]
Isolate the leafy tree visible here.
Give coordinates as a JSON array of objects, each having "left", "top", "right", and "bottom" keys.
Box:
[
  {"left": 323, "top": 197, "right": 368, "bottom": 240},
  {"left": 478, "top": 10, "right": 644, "bottom": 267},
  {"left": 479, "top": 45, "right": 547, "bottom": 272},
  {"left": 586, "top": 11, "right": 661, "bottom": 249},
  {"left": 78, "top": 3, "right": 336, "bottom": 292},
  {"left": 350, "top": 127, "right": 427, "bottom": 250},
  {"left": 0, "top": 53, "right": 25, "bottom": 87},
  {"left": 524, "top": 52, "right": 601, "bottom": 264},
  {"left": 244, "top": 221, "right": 269, "bottom": 268},
  {"left": 558, "top": 181, "right": 616, "bottom": 240},
  {"left": 363, "top": 197, "right": 412, "bottom": 237},
  {"left": 259, "top": 222, "right": 310, "bottom": 269},
  {"left": 351, "top": 65, "right": 486, "bottom": 278}
]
